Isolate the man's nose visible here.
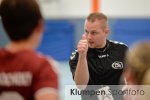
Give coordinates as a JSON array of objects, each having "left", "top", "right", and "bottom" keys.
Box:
[{"left": 87, "top": 33, "right": 93, "bottom": 40}]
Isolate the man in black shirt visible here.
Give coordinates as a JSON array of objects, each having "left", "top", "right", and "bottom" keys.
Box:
[{"left": 69, "top": 12, "right": 128, "bottom": 100}]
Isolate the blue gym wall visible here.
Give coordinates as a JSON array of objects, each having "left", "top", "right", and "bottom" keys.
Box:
[
  {"left": 0, "top": 20, "right": 9, "bottom": 47},
  {"left": 1, "top": 18, "right": 150, "bottom": 61},
  {"left": 37, "top": 20, "right": 75, "bottom": 61},
  {"left": 109, "top": 19, "right": 150, "bottom": 46}
]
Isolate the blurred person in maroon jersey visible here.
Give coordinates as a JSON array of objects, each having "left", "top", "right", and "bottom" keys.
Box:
[{"left": 0, "top": 0, "right": 59, "bottom": 100}]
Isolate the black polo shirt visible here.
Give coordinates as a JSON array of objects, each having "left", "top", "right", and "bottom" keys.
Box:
[
  {"left": 69, "top": 40, "right": 128, "bottom": 85},
  {"left": 69, "top": 40, "right": 128, "bottom": 100}
]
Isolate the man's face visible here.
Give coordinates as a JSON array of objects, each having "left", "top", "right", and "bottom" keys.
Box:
[{"left": 84, "top": 19, "right": 109, "bottom": 48}]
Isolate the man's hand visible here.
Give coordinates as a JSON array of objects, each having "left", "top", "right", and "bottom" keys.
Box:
[
  {"left": 77, "top": 34, "right": 88, "bottom": 56},
  {"left": 75, "top": 34, "right": 89, "bottom": 88}
]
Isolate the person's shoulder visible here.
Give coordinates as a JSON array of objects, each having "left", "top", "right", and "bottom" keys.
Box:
[
  {"left": 42, "top": 54, "right": 59, "bottom": 74},
  {"left": 23, "top": 51, "right": 59, "bottom": 73},
  {"left": 0, "top": 48, "right": 5, "bottom": 56},
  {"left": 17, "top": 50, "right": 52, "bottom": 67},
  {"left": 31, "top": 51, "right": 57, "bottom": 66},
  {"left": 70, "top": 49, "right": 78, "bottom": 60},
  {"left": 108, "top": 40, "right": 128, "bottom": 49},
  {"left": 19, "top": 50, "right": 46, "bottom": 61}
]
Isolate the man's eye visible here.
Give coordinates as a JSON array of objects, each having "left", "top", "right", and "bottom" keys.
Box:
[
  {"left": 91, "top": 32, "right": 96, "bottom": 34},
  {"left": 85, "top": 31, "right": 89, "bottom": 34}
]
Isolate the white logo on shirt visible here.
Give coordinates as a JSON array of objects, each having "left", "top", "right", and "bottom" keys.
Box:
[
  {"left": 70, "top": 50, "right": 77, "bottom": 60},
  {"left": 98, "top": 54, "right": 109, "bottom": 58},
  {"left": 0, "top": 72, "right": 32, "bottom": 86},
  {"left": 70, "top": 55, "right": 75, "bottom": 60},
  {"left": 112, "top": 61, "right": 123, "bottom": 69}
]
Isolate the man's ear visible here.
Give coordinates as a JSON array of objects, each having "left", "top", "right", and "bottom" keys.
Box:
[
  {"left": 35, "top": 19, "right": 44, "bottom": 34},
  {"left": 105, "top": 28, "right": 109, "bottom": 35},
  {"left": 30, "top": 19, "right": 44, "bottom": 49}
]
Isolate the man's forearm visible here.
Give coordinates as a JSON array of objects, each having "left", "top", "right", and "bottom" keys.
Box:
[{"left": 74, "top": 55, "right": 89, "bottom": 87}]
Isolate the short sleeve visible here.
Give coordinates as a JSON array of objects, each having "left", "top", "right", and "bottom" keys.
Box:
[
  {"left": 122, "top": 44, "right": 129, "bottom": 66},
  {"left": 69, "top": 50, "right": 79, "bottom": 78},
  {"left": 32, "top": 58, "right": 58, "bottom": 96}
]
